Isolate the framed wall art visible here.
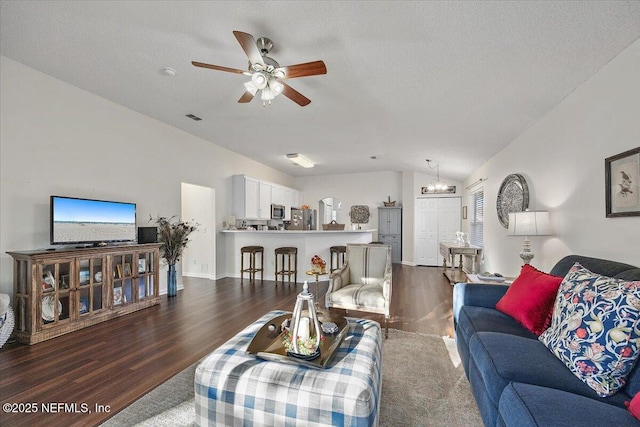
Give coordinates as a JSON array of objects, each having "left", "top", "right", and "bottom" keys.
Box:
[{"left": 606, "top": 147, "right": 640, "bottom": 217}]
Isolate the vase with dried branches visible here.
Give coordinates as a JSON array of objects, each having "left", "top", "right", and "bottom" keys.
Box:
[{"left": 151, "top": 215, "right": 199, "bottom": 297}]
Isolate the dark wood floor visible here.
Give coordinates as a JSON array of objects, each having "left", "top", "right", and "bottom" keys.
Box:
[{"left": 0, "top": 264, "right": 454, "bottom": 427}]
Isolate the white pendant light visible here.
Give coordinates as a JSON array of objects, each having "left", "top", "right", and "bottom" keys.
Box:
[{"left": 426, "top": 160, "right": 449, "bottom": 192}]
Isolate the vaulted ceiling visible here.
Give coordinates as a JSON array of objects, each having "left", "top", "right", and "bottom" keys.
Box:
[{"left": 2, "top": 1, "right": 639, "bottom": 181}]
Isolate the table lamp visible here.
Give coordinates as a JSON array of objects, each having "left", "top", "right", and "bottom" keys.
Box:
[{"left": 508, "top": 210, "right": 551, "bottom": 264}]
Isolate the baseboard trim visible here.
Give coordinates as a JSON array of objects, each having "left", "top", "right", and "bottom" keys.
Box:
[
  {"left": 401, "top": 261, "right": 416, "bottom": 266},
  {"left": 183, "top": 272, "right": 215, "bottom": 280}
]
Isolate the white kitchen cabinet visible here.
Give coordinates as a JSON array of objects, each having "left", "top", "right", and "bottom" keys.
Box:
[
  {"left": 258, "top": 181, "right": 271, "bottom": 220},
  {"left": 232, "top": 175, "right": 300, "bottom": 220},
  {"left": 271, "top": 186, "right": 285, "bottom": 206},
  {"left": 232, "top": 175, "right": 261, "bottom": 219}
]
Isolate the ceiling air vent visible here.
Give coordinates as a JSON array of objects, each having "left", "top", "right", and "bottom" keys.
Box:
[{"left": 186, "top": 114, "right": 202, "bottom": 121}]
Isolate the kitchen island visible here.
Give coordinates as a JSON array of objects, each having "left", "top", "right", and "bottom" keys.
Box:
[{"left": 222, "top": 229, "right": 375, "bottom": 283}]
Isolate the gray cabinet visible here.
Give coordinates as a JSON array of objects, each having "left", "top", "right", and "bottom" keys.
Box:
[{"left": 378, "top": 207, "right": 402, "bottom": 263}]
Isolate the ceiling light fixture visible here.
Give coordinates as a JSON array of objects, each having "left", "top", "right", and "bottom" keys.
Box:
[
  {"left": 426, "top": 159, "right": 449, "bottom": 192},
  {"left": 286, "top": 153, "right": 315, "bottom": 168},
  {"left": 161, "top": 67, "right": 176, "bottom": 76},
  {"left": 246, "top": 73, "right": 286, "bottom": 106}
]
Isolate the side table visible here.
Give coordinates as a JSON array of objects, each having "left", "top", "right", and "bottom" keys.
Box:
[{"left": 306, "top": 270, "right": 328, "bottom": 310}]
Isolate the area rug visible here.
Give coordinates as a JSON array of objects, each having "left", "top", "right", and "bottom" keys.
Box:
[{"left": 101, "top": 330, "right": 482, "bottom": 427}]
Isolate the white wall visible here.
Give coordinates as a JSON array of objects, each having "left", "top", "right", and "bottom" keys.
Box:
[
  {"left": 462, "top": 38, "right": 640, "bottom": 277},
  {"left": 181, "top": 182, "right": 215, "bottom": 280},
  {"left": 0, "top": 56, "right": 295, "bottom": 295},
  {"left": 294, "top": 171, "right": 403, "bottom": 240}
]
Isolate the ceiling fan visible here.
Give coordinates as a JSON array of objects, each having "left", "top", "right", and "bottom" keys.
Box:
[{"left": 192, "top": 31, "right": 327, "bottom": 107}]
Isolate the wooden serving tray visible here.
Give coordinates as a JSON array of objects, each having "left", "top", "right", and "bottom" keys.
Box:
[{"left": 246, "top": 310, "right": 349, "bottom": 369}]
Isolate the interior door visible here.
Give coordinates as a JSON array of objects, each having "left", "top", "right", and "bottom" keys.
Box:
[
  {"left": 415, "top": 198, "right": 439, "bottom": 266},
  {"left": 438, "top": 197, "right": 462, "bottom": 267}
]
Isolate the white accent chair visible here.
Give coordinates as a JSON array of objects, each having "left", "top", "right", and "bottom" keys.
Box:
[{"left": 325, "top": 243, "right": 392, "bottom": 338}]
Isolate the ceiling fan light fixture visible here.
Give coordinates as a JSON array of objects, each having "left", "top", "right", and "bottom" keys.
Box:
[
  {"left": 261, "top": 87, "right": 274, "bottom": 101},
  {"left": 244, "top": 81, "right": 258, "bottom": 96},
  {"left": 252, "top": 72, "right": 267, "bottom": 89},
  {"left": 286, "top": 153, "right": 315, "bottom": 168},
  {"left": 269, "top": 80, "right": 284, "bottom": 96}
]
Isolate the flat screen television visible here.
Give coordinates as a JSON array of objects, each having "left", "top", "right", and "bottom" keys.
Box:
[{"left": 50, "top": 196, "right": 137, "bottom": 246}]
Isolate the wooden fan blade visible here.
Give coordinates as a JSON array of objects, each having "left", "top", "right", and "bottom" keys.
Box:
[
  {"left": 191, "top": 61, "right": 246, "bottom": 75},
  {"left": 233, "top": 31, "right": 265, "bottom": 67},
  {"left": 238, "top": 91, "right": 255, "bottom": 103},
  {"left": 281, "top": 82, "right": 311, "bottom": 107},
  {"left": 279, "top": 61, "right": 327, "bottom": 79}
]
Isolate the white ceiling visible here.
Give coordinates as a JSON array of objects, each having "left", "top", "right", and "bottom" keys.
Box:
[{"left": 2, "top": 1, "right": 640, "bottom": 181}]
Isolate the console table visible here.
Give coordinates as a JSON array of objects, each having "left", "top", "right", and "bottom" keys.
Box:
[
  {"left": 439, "top": 242, "right": 482, "bottom": 283},
  {"left": 8, "top": 244, "right": 161, "bottom": 344}
]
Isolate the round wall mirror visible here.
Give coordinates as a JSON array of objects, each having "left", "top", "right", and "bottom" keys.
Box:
[{"left": 319, "top": 197, "right": 342, "bottom": 224}]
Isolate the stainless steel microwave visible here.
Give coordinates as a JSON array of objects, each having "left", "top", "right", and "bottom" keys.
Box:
[{"left": 271, "top": 204, "right": 285, "bottom": 219}]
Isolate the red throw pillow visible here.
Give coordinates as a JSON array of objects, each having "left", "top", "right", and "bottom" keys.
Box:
[
  {"left": 495, "top": 264, "right": 563, "bottom": 335},
  {"left": 626, "top": 392, "right": 640, "bottom": 420}
]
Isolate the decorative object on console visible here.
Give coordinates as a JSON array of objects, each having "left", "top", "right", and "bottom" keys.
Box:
[
  {"left": 496, "top": 173, "right": 529, "bottom": 228},
  {"left": 151, "top": 215, "right": 199, "bottom": 297},
  {"left": 286, "top": 282, "right": 322, "bottom": 359},
  {"left": 310, "top": 255, "right": 327, "bottom": 274},
  {"left": 495, "top": 264, "right": 563, "bottom": 335},
  {"left": 605, "top": 146, "right": 640, "bottom": 218},
  {"left": 507, "top": 210, "right": 551, "bottom": 264},
  {"left": 539, "top": 262, "right": 640, "bottom": 397},
  {"left": 383, "top": 196, "right": 396, "bottom": 207},
  {"left": 321, "top": 220, "right": 345, "bottom": 230}
]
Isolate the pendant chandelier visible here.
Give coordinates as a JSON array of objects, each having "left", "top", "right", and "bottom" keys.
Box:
[{"left": 426, "top": 160, "right": 449, "bottom": 192}]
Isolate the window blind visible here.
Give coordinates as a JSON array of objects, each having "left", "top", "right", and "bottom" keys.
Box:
[{"left": 470, "top": 189, "right": 484, "bottom": 248}]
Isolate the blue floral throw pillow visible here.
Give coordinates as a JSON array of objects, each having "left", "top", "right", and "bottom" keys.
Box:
[{"left": 539, "top": 262, "right": 640, "bottom": 397}]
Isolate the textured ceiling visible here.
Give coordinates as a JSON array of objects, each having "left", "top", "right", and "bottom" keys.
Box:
[{"left": 2, "top": 1, "right": 639, "bottom": 181}]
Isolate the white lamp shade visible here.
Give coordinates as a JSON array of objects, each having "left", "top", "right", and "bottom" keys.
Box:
[
  {"left": 269, "top": 79, "right": 284, "bottom": 96},
  {"left": 508, "top": 211, "right": 551, "bottom": 236},
  {"left": 243, "top": 81, "right": 258, "bottom": 96},
  {"left": 251, "top": 72, "right": 268, "bottom": 89}
]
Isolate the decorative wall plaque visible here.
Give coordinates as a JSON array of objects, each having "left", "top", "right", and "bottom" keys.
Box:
[
  {"left": 496, "top": 174, "right": 529, "bottom": 228},
  {"left": 349, "top": 205, "right": 370, "bottom": 224}
]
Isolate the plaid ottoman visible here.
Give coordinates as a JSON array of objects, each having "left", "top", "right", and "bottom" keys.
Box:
[{"left": 194, "top": 310, "right": 383, "bottom": 427}]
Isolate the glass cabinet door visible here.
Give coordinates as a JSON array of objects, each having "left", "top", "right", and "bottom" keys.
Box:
[
  {"left": 113, "top": 253, "right": 134, "bottom": 306},
  {"left": 78, "top": 257, "right": 105, "bottom": 317},
  {"left": 40, "top": 261, "right": 72, "bottom": 326},
  {"left": 136, "top": 251, "right": 156, "bottom": 301}
]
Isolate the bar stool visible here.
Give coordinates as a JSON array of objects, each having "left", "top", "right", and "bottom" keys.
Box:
[
  {"left": 330, "top": 245, "right": 347, "bottom": 273},
  {"left": 241, "top": 246, "right": 264, "bottom": 283},
  {"left": 275, "top": 247, "right": 297, "bottom": 285}
]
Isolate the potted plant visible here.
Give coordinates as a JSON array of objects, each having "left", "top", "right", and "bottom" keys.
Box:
[{"left": 151, "top": 215, "right": 199, "bottom": 297}]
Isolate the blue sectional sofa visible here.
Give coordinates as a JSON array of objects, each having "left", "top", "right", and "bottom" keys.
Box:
[{"left": 454, "top": 255, "right": 640, "bottom": 426}]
